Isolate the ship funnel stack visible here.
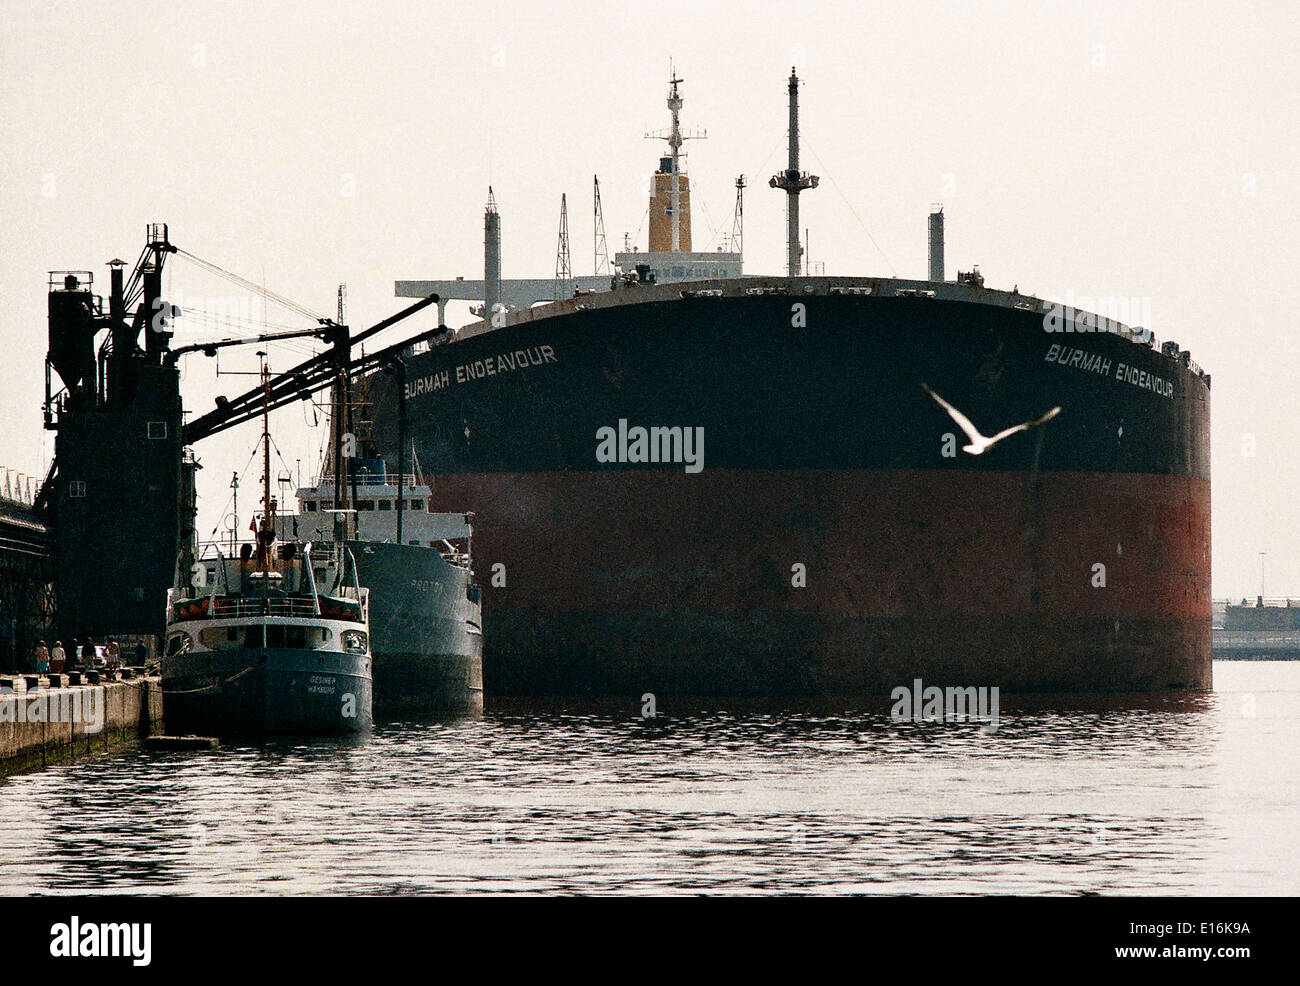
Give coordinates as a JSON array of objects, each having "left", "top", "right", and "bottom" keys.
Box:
[
  {"left": 770, "top": 68, "right": 819, "bottom": 277},
  {"left": 484, "top": 187, "right": 502, "bottom": 319},
  {"left": 928, "top": 205, "right": 945, "bottom": 282}
]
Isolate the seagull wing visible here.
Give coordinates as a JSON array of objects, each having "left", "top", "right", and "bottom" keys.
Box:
[
  {"left": 986, "top": 406, "right": 1062, "bottom": 446},
  {"left": 921, "top": 384, "right": 985, "bottom": 444},
  {"left": 986, "top": 421, "right": 1032, "bottom": 445}
]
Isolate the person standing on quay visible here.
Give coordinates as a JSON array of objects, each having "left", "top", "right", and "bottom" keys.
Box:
[
  {"left": 50, "top": 640, "right": 66, "bottom": 674},
  {"left": 34, "top": 640, "right": 49, "bottom": 674},
  {"left": 107, "top": 639, "right": 121, "bottom": 670}
]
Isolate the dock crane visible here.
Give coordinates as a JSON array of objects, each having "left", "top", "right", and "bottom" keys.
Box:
[{"left": 39, "top": 223, "right": 444, "bottom": 644}]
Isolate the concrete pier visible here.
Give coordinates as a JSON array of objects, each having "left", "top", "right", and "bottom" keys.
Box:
[{"left": 0, "top": 671, "right": 163, "bottom": 775}]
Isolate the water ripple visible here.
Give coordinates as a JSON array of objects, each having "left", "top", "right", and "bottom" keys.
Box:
[{"left": 1, "top": 663, "right": 1296, "bottom": 894}]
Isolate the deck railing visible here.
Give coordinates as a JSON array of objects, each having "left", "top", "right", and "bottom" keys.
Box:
[
  {"left": 309, "top": 474, "right": 419, "bottom": 491},
  {"left": 213, "top": 597, "right": 319, "bottom": 618},
  {"left": 172, "top": 595, "right": 364, "bottom": 621}
]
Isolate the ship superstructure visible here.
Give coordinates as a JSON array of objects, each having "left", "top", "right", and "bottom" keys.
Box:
[
  {"left": 400, "top": 70, "right": 741, "bottom": 327},
  {"left": 612, "top": 68, "right": 742, "bottom": 285}
]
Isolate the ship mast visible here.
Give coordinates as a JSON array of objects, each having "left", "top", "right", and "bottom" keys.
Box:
[
  {"left": 328, "top": 290, "right": 352, "bottom": 547},
  {"left": 330, "top": 357, "right": 347, "bottom": 544},
  {"left": 257, "top": 352, "right": 276, "bottom": 588},
  {"left": 645, "top": 62, "right": 705, "bottom": 255},
  {"left": 666, "top": 68, "right": 684, "bottom": 252},
  {"left": 769, "top": 68, "right": 819, "bottom": 277}
]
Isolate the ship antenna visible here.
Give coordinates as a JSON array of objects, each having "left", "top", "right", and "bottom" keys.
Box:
[{"left": 769, "top": 67, "right": 819, "bottom": 277}]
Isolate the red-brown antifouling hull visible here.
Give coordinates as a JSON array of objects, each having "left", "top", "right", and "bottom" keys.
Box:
[{"left": 429, "top": 467, "right": 1211, "bottom": 696}]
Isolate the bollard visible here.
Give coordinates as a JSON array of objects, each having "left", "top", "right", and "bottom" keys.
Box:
[
  {"left": 66, "top": 671, "right": 82, "bottom": 686},
  {"left": 85, "top": 671, "right": 101, "bottom": 685},
  {"left": 23, "top": 676, "right": 40, "bottom": 690},
  {"left": 46, "top": 673, "right": 65, "bottom": 687}
]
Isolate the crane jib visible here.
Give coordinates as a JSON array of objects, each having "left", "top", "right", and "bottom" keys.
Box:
[{"left": 182, "top": 294, "right": 441, "bottom": 444}]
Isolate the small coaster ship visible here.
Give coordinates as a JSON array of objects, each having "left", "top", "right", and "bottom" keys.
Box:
[
  {"left": 279, "top": 455, "right": 483, "bottom": 715},
  {"left": 273, "top": 300, "right": 484, "bottom": 715},
  {"left": 163, "top": 362, "right": 374, "bottom": 734}
]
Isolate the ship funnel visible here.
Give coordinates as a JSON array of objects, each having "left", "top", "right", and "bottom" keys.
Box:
[
  {"left": 928, "top": 205, "right": 944, "bottom": 281},
  {"left": 484, "top": 187, "right": 501, "bottom": 319}
]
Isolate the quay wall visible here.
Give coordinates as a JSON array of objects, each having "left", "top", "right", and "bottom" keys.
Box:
[{"left": 0, "top": 673, "right": 163, "bottom": 775}]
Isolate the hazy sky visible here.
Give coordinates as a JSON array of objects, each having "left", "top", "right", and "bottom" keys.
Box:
[{"left": 2, "top": 0, "right": 1296, "bottom": 598}]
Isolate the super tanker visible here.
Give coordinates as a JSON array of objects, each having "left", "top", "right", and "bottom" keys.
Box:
[{"left": 363, "top": 70, "right": 1211, "bottom": 696}]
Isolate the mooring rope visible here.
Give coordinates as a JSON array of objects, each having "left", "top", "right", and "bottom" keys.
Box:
[{"left": 161, "top": 664, "right": 258, "bottom": 695}]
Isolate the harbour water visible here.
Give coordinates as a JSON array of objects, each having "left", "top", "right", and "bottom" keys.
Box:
[{"left": 1, "top": 661, "right": 1296, "bottom": 895}]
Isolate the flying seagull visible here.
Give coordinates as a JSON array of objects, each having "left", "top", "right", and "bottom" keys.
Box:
[{"left": 921, "top": 383, "right": 1061, "bottom": 455}]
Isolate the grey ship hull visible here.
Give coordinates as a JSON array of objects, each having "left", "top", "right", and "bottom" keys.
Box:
[{"left": 349, "top": 540, "right": 484, "bottom": 714}]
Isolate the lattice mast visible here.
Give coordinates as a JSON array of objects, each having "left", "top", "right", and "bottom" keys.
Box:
[
  {"left": 728, "top": 175, "right": 746, "bottom": 255},
  {"left": 555, "top": 193, "right": 572, "bottom": 299},
  {"left": 593, "top": 175, "right": 610, "bottom": 276}
]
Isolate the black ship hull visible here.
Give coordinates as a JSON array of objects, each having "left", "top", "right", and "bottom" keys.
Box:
[{"left": 367, "top": 278, "right": 1212, "bottom": 696}]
